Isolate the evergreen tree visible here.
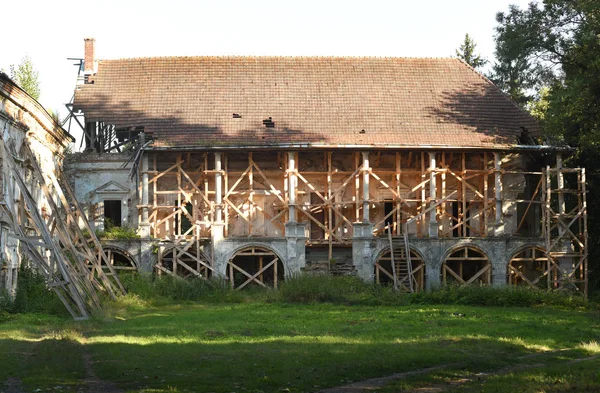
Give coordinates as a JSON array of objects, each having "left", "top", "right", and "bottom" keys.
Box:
[
  {"left": 10, "top": 55, "right": 41, "bottom": 101},
  {"left": 455, "top": 33, "right": 487, "bottom": 69}
]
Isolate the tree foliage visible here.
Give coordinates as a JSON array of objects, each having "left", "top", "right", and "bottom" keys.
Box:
[
  {"left": 492, "top": 0, "right": 600, "bottom": 289},
  {"left": 10, "top": 55, "right": 41, "bottom": 101},
  {"left": 455, "top": 33, "right": 487, "bottom": 69}
]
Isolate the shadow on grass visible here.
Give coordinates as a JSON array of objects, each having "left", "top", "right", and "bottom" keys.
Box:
[
  {"left": 0, "top": 336, "right": 532, "bottom": 393},
  {"left": 2, "top": 303, "right": 599, "bottom": 393}
]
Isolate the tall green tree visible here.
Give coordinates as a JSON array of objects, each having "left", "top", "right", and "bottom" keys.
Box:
[
  {"left": 455, "top": 33, "right": 487, "bottom": 69},
  {"left": 492, "top": 0, "right": 600, "bottom": 289},
  {"left": 10, "top": 55, "right": 41, "bottom": 101}
]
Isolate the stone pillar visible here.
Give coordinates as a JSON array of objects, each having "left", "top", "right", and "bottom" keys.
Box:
[
  {"left": 423, "top": 241, "right": 442, "bottom": 290},
  {"left": 353, "top": 222, "right": 374, "bottom": 281},
  {"left": 285, "top": 222, "right": 307, "bottom": 276},
  {"left": 139, "top": 240, "right": 155, "bottom": 273},
  {"left": 138, "top": 153, "right": 151, "bottom": 238},
  {"left": 362, "top": 152, "right": 370, "bottom": 223},
  {"left": 494, "top": 152, "right": 504, "bottom": 236},
  {"left": 212, "top": 152, "right": 224, "bottom": 243},
  {"left": 488, "top": 242, "right": 508, "bottom": 287},
  {"left": 428, "top": 152, "right": 438, "bottom": 238},
  {"left": 288, "top": 152, "right": 297, "bottom": 223}
]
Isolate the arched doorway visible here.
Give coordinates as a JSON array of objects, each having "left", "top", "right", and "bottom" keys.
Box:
[
  {"left": 442, "top": 246, "right": 491, "bottom": 285},
  {"left": 228, "top": 246, "right": 284, "bottom": 289},
  {"left": 103, "top": 246, "right": 137, "bottom": 273},
  {"left": 156, "top": 244, "right": 213, "bottom": 279},
  {"left": 508, "top": 246, "right": 558, "bottom": 288},
  {"left": 374, "top": 246, "right": 425, "bottom": 292}
]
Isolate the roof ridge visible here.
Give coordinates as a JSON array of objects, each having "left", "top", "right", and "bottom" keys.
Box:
[{"left": 98, "top": 55, "right": 459, "bottom": 62}]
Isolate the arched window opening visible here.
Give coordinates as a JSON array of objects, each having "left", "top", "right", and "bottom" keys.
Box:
[
  {"left": 442, "top": 246, "right": 491, "bottom": 285},
  {"left": 508, "top": 246, "right": 558, "bottom": 288},
  {"left": 374, "top": 246, "right": 425, "bottom": 292},
  {"left": 156, "top": 244, "right": 213, "bottom": 279},
  {"left": 228, "top": 246, "right": 284, "bottom": 289}
]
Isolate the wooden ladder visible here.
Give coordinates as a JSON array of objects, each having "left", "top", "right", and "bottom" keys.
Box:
[{"left": 387, "top": 226, "right": 415, "bottom": 293}]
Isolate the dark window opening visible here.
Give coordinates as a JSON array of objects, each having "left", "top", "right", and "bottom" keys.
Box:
[
  {"left": 310, "top": 192, "right": 325, "bottom": 240},
  {"left": 384, "top": 201, "right": 395, "bottom": 231},
  {"left": 465, "top": 202, "right": 471, "bottom": 237},
  {"left": 174, "top": 201, "right": 194, "bottom": 236},
  {"left": 452, "top": 201, "right": 460, "bottom": 237},
  {"left": 451, "top": 201, "right": 471, "bottom": 237},
  {"left": 104, "top": 200, "right": 122, "bottom": 228}
]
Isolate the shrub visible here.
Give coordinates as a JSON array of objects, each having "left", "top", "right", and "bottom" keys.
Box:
[
  {"left": 278, "top": 274, "right": 402, "bottom": 305},
  {"left": 11, "top": 263, "right": 67, "bottom": 315},
  {"left": 96, "top": 218, "right": 140, "bottom": 240},
  {"left": 409, "top": 284, "right": 590, "bottom": 309},
  {"left": 116, "top": 273, "right": 592, "bottom": 309},
  {"left": 118, "top": 273, "right": 261, "bottom": 304},
  {"left": 96, "top": 226, "right": 140, "bottom": 240}
]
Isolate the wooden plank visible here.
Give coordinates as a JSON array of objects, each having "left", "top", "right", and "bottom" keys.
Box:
[
  {"left": 327, "top": 152, "right": 333, "bottom": 261},
  {"left": 396, "top": 152, "right": 401, "bottom": 236},
  {"left": 461, "top": 153, "right": 467, "bottom": 237}
]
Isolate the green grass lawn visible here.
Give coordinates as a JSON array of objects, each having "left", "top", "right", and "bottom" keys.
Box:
[{"left": 1, "top": 297, "right": 599, "bottom": 393}]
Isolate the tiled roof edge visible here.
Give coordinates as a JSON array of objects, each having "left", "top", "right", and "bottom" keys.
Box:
[{"left": 454, "top": 58, "right": 542, "bottom": 132}]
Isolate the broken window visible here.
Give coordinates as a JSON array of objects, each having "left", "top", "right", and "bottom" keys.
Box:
[{"left": 104, "top": 200, "right": 122, "bottom": 228}]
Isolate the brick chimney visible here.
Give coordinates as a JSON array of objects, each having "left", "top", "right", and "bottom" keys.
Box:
[{"left": 84, "top": 38, "right": 97, "bottom": 75}]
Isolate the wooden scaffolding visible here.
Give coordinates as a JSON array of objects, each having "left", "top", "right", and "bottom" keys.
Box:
[
  {"left": 1, "top": 137, "right": 125, "bottom": 319},
  {"left": 140, "top": 149, "right": 587, "bottom": 293},
  {"left": 543, "top": 162, "right": 588, "bottom": 296}
]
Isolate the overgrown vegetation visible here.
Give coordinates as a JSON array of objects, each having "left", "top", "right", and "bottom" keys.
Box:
[
  {"left": 0, "top": 264, "right": 67, "bottom": 316},
  {"left": 118, "top": 273, "right": 253, "bottom": 304},
  {"left": 117, "top": 273, "right": 593, "bottom": 310},
  {"left": 95, "top": 219, "right": 140, "bottom": 240}
]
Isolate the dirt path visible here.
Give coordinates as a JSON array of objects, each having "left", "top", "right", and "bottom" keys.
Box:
[
  {"left": 80, "top": 352, "right": 125, "bottom": 393},
  {"left": 317, "top": 363, "right": 460, "bottom": 393},
  {"left": 318, "top": 353, "right": 599, "bottom": 393},
  {"left": 2, "top": 377, "right": 24, "bottom": 393}
]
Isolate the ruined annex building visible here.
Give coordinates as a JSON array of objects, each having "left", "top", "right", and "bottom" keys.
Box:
[
  {"left": 0, "top": 71, "right": 125, "bottom": 319},
  {"left": 2, "top": 37, "right": 587, "bottom": 314}
]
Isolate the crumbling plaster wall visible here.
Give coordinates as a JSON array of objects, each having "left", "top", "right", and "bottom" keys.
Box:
[
  {"left": 64, "top": 152, "right": 138, "bottom": 232},
  {"left": 0, "top": 75, "right": 71, "bottom": 295}
]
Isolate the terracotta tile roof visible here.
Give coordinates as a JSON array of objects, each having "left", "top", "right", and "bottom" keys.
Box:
[{"left": 73, "top": 56, "right": 540, "bottom": 149}]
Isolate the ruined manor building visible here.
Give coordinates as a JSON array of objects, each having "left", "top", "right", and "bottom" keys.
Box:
[
  {"left": 1, "top": 39, "right": 587, "bottom": 310},
  {"left": 0, "top": 72, "right": 74, "bottom": 296}
]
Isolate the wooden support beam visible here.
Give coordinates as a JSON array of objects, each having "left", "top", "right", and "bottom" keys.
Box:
[
  {"left": 494, "top": 152, "right": 503, "bottom": 236},
  {"left": 327, "top": 152, "right": 333, "bottom": 261},
  {"left": 215, "top": 152, "right": 223, "bottom": 223},
  {"left": 395, "top": 152, "right": 401, "bottom": 236}
]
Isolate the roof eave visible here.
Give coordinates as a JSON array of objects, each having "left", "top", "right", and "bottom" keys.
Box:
[{"left": 146, "top": 143, "right": 573, "bottom": 152}]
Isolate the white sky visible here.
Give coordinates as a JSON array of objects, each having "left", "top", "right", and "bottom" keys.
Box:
[{"left": 2, "top": 0, "right": 532, "bottom": 142}]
